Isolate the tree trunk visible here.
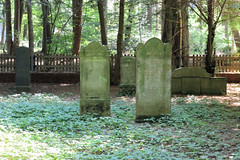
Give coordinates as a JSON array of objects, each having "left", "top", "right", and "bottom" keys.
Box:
[
  {"left": 114, "top": 0, "right": 118, "bottom": 20},
  {"left": 1, "top": 20, "right": 5, "bottom": 45},
  {"left": 161, "top": 0, "right": 174, "bottom": 43},
  {"left": 181, "top": 0, "right": 189, "bottom": 67},
  {"left": 23, "top": 23, "right": 27, "bottom": 39},
  {"left": 155, "top": 1, "right": 159, "bottom": 31},
  {"left": 19, "top": 0, "right": 24, "bottom": 31},
  {"left": 232, "top": 29, "right": 240, "bottom": 53},
  {"left": 13, "top": 0, "right": 24, "bottom": 50},
  {"left": 98, "top": 0, "right": 108, "bottom": 45},
  {"left": 5, "top": 0, "right": 13, "bottom": 55},
  {"left": 72, "top": 0, "right": 83, "bottom": 55},
  {"left": 113, "top": 0, "right": 124, "bottom": 85},
  {"left": 124, "top": 3, "right": 133, "bottom": 52},
  {"left": 171, "top": 0, "right": 180, "bottom": 67},
  {"left": 41, "top": 0, "right": 51, "bottom": 55},
  {"left": 205, "top": 0, "right": 215, "bottom": 75},
  {"left": 147, "top": 4, "right": 153, "bottom": 32},
  {"left": 26, "top": 0, "right": 33, "bottom": 55}
]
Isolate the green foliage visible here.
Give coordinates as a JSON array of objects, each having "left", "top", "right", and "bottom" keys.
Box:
[{"left": 0, "top": 93, "right": 239, "bottom": 159}]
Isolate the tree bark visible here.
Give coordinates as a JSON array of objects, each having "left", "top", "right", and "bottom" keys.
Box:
[
  {"left": 41, "top": 0, "right": 51, "bottom": 55},
  {"left": 23, "top": 23, "right": 27, "bottom": 39},
  {"left": 147, "top": 4, "right": 153, "bottom": 32},
  {"left": 113, "top": 0, "right": 124, "bottom": 85},
  {"left": 161, "top": 0, "right": 174, "bottom": 43},
  {"left": 72, "top": 0, "right": 83, "bottom": 55},
  {"left": 1, "top": 19, "right": 5, "bottom": 45},
  {"left": 114, "top": 0, "right": 118, "bottom": 20},
  {"left": 5, "top": 0, "right": 13, "bottom": 55},
  {"left": 181, "top": 0, "right": 189, "bottom": 67},
  {"left": 155, "top": 1, "right": 159, "bottom": 31},
  {"left": 124, "top": 3, "right": 133, "bottom": 52},
  {"left": 232, "top": 29, "right": 240, "bottom": 53},
  {"left": 13, "top": 0, "right": 24, "bottom": 50},
  {"left": 27, "top": 0, "right": 34, "bottom": 56},
  {"left": 98, "top": 0, "right": 108, "bottom": 45},
  {"left": 205, "top": 0, "right": 215, "bottom": 74}
]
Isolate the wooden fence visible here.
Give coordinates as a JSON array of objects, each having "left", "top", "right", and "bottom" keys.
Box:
[
  {"left": 34, "top": 54, "right": 79, "bottom": 73},
  {"left": 0, "top": 54, "right": 15, "bottom": 72},
  {"left": 1, "top": 54, "right": 240, "bottom": 73}
]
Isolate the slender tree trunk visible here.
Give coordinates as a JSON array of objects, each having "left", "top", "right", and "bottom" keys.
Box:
[
  {"left": 155, "top": 1, "right": 159, "bottom": 31},
  {"left": 1, "top": 20, "right": 5, "bottom": 45},
  {"left": 27, "top": 0, "right": 33, "bottom": 56},
  {"left": 114, "top": 0, "right": 118, "bottom": 20},
  {"left": 5, "top": 0, "right": 13, "bottom": 55},
  {"left": 23, "top": 23, "right": 27, "bottom": 39},
  {"left": 98, "top": 0, "right": 107, "bottom": 45},
  {"left": 41, "top": 0, "right": 51, "bottom": 54},
  {"left": 205, "top": 0, "right": 215, "bottom": 74},
  {"left": 199, "top": 0, "right": 203, "bottom": 48},
  {"left": 147, "top": 4, "right": 153, "bottom": 32},
  {"left": 124, "top": 3, "right": 133, "bottom": 52},
  {"left": 72, "top": 0, "right": 83, "bottom": 55},
  {"left": 181, "top": 0, "right": 189, "bottom": 67},
  {"left": 232, "top": 29, "right": 240, "bottom": 53},
  {"left": 113, "top": 0, "right": 124, "bottom": 85},
  {"left": 13, "top": 0, "right": 24, "bottom": 50},
  {"left": 19, "top": 0, "right": 24, "bottom": 31}
]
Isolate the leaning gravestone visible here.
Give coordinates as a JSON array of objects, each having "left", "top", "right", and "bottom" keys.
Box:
[
  {"left": 136, "top": 38, "right": 172, "bottom": 122},
  {"left": 119, "top": 56, "right": 136, "bottom": 96},
  {"left": 14, "top": 47, "right": 31, "bottom": 91},
  {"left": 80, "top": 42, "right": 110, "bottom": 116}
]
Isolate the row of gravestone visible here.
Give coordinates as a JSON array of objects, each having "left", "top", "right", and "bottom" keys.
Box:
[
  {"left": 14, "top": 38, "right": 226, "bottom": 122},
  {"left": 120, "top": 58, "right": 227, "bottom": 96},
  {"left": 79, "top": 38, "right": 171, "bottom": 121}
]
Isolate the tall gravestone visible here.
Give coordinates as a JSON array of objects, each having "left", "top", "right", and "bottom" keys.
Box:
[
  {"left": 119, "top": 56, "right": 136, "bottom": 95},
  {"left": 136, "top": 38, "right": 172, "bottom": 122},
  {"left": 80, "top": 42, "right": 110, "bottom": 116},
  {"left": 14, "top": 47, "right": 31, "bottom": 91}
]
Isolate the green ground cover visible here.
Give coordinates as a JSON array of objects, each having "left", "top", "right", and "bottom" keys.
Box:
[{"left": 0, "top": 93, "right": 239, "bottom": 159}]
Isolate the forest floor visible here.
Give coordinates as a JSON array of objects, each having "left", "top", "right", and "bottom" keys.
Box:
[
  {"left": 0, "top": 83, "right": 240, "bottom": 109},
  {"left": 0, "top": 83, "right": 239, "bottom": 159}
]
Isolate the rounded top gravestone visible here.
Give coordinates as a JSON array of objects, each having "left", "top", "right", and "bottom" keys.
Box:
[
  {"left": 80, "top": 42, "right": 110, "bottom": 116},
  {"left": 80, "top": 41, "right": 108, "bottom": 56},
  {"left": 136, "top": 38, "right": 172, "bottom": 122}
]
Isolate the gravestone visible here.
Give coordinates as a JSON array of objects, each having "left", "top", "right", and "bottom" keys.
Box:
[
  {"left": 119, "top": 56, "right": 136, "bottom": 96},
  {"left": 172, "top": 67, "right": 226, "bottom": 95},
  {"left": 80, "top": 42, "right": 110, "bottom": 116},
  {"left": 136, "top": 38, "right": 172, "bottom": 122},
  {"left": 14, "top": 47, "right": 31, "bottom": 91}
]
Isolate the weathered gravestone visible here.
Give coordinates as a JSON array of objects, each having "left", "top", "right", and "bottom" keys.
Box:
[
  {"left": 14, "top": 47, "right": 31, "bottom": 91},
  {"left": 119, "top": 56, "right": 136, "bottom": 95},
  {"left": 136, "top": 38, "right": 172, "bottom": 122},
  {"left": 80, "top": 42, "right": 110, "bottom": 116},
  {"left": 172, "top": 67, "right": 226, "bottom": 95}
]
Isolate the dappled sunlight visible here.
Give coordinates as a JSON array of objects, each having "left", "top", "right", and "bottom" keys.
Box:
[
  {"left": 0, "top": 87, "right": 239, "bottom": 159},
  {"left": 0, "top": 128, "right": 62, "bottom": 158}
]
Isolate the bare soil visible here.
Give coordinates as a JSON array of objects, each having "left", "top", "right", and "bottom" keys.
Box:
[
  {"left": 0, "top": 83, "right": 120, "bottom": 98},
  {"left": 0, "top": 83, "right": 239, "bottom": 108}
]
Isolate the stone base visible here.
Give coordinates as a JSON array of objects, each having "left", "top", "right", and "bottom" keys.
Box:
[
  {"left": 14, "top": 86, "right": 31, "bottom": 92},
  {"left": 119, "top": 84, "right": 136, "bottom": 96},
  {"left": 80, "top": 98, "right": 110, "bottom": 116}
]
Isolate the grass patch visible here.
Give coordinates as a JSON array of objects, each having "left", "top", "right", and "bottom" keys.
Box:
[{"left": 0, "top": 93, "right": 239, "bottom": 159}]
